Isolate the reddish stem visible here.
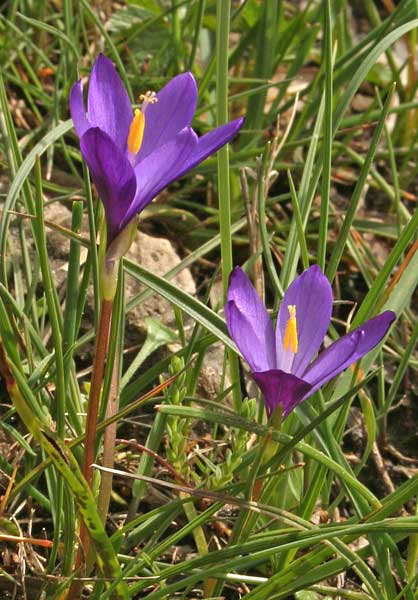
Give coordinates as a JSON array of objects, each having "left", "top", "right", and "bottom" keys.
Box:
[
  {"left": 97, "top": 358, "right": 120, "bottom": 525},
  {"left": 74, "top": 298, "right": 113, "bottom": 570}
]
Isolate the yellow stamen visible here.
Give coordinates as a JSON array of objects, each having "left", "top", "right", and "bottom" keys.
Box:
[
  {"left": 283, "top": 305, "right": 298, "bottom": 354},
  {"left": 127, "top": 108, "right": 145, "bottom": 155}
]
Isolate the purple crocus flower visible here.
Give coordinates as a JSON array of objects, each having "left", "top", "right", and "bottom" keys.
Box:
[
  {"left": 70, "top": 55, "right": 244, "bottom": 245},
  {"left": 225, "top": 265, "right": 395, "bottom": 418}
]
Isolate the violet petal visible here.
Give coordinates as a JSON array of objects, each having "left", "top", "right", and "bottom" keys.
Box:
[
  {"left": 182, "top": 117, "right": 244, "bottom": 172},
  {"left": 253, "top": 369, "right": 312, "bottom": 418},
  {"left": 69, "top": 80, "right": 90, "bottom": 138},
  {"left": 276, "top": 265, "right": 333, "bottom": 376},
  {"left": 138, "top": 72, "right": 198, "bottom": 161},
  {"left": 125, "top": 127, "right": 198, "bottom": 224},
  {"left": 303, "top": 311, "right": 396, "bottom": 394},
  {"left": 87, "top": 55, "right": 132, "bottom": 151},
  {"left": 225, "top": 267, "right": 276, "bottom": 372},
  {"left": 79, "top": 127, "right": 137, "bottom": 242}
]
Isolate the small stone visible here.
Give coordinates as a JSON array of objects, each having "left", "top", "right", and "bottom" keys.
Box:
[
  {"left": 124, "top": 230, "right": 196, "bottom": 336},
  {"left": 196, "top": 343, "right": 231, "bottom": 401}
]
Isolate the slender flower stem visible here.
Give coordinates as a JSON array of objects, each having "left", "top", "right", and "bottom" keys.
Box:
[
  {"left": 86, "top": 356, "right": 119, "bottom": 576},
  {"left": 97, "top": 357, "right": 119, "bottom": 525},
  {"left": 83, "top": 299, "right": 114, "bottom": 486},
  {"left": 75, "top": 298, "right": 113, "bottom": 566},
  {"left": 70, "top": 233, "right": 129, "bottom": 595},
  {"left": 68, "top": 295, "right": 114, "bottom": 600}
]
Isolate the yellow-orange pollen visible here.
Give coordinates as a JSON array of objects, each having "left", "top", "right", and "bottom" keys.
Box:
[
  {"left": 283, "top": 304, "right": 298, "bottom": 354},
  {"left": 127, "top": 109, "right": 145, "bottom": 155},
  {"left": 127, "top": 91, "right": 158, "bottom": 156}
]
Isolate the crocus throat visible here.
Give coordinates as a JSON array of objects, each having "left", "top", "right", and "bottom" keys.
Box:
[{"left": 283, "top": 304, "right": 298, "bottom": 354}]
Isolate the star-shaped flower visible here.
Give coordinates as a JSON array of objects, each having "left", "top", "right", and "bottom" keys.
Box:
[
  {"left": 226, "top": 265, "right": 395, "bottom": 418},
  {"left": 70, "top": 55, "right": 244, "bottom": 245}
]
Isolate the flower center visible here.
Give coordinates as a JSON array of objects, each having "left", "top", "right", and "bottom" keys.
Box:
[
  {"left": 283, "top": 305, "right": 298, "bottom": 354},
  {"left": 127, "top": 91, "right": 158, "bottom": 157},
  {"left": 127, "top": 109, "right": 145, "bottom": 155}
]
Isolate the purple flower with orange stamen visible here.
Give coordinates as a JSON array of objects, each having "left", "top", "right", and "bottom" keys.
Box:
[
  {"left": 225, "top": 265, "right": 395, "bottom": 418},
  {"left": 70, "top": 55, "right": 244, "bottom": 245}
]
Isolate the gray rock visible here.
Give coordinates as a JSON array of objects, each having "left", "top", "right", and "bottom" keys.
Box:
[
  {"left": 124, "top": 230, "right": 196, "bottom": 336},
  {"left": 195, "top": 342, "right": 231, "bottom": 401}
]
